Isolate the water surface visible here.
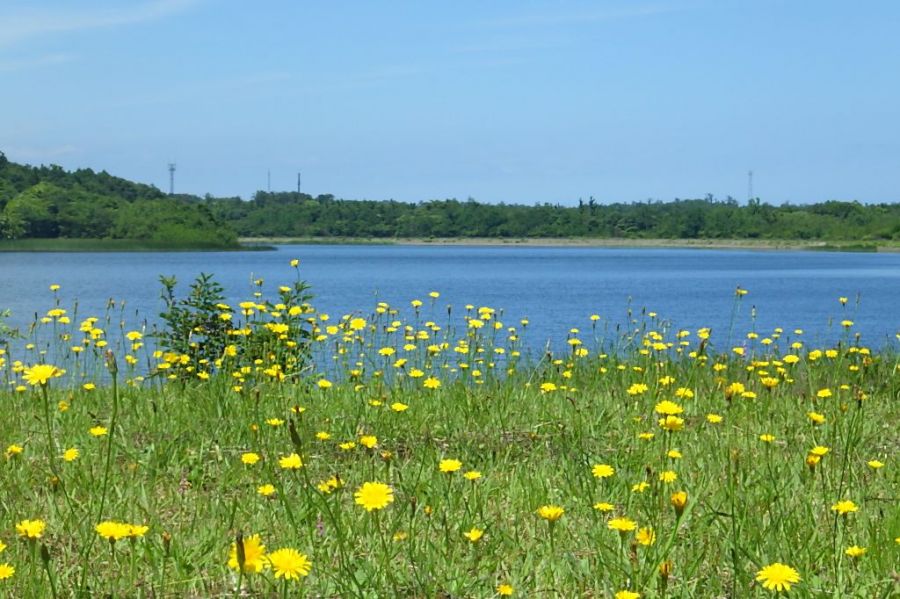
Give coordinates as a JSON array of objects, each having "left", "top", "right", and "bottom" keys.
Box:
[{"left": 1, "top": 245, "right": 897, "bottom": 351}]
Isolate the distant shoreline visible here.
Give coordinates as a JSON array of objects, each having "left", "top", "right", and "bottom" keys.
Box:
[
  {"left": 240, "top": 236, "right": 897, "bottom": 252},
  {"left": 2, "top": 237, "right": 895, "bottom": 253}
]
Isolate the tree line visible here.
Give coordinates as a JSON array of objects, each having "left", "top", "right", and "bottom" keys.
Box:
[
  {"left": 209, "top": 192, "right": 900, "bottom": 241},
  {"left": 3, "top": 152, "right": 898, "bottom": 244}
]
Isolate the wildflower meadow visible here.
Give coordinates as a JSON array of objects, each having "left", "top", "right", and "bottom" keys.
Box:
[{"left": 0, "top": 262, "right": 897, "bottom": 598}]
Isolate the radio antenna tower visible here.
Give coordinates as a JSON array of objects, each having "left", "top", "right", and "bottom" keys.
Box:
[
  {"left": 267, "top": 169, "right": 271, "bottom": 192},
  {"left": 297, "top": 171, "right": 301, "bottom": 193},
  {"left": 168, "top": 163, "right": 176, "bottom": 195},
  {"left": 747, "top": 170, "right": 753, "bottom": 202}
]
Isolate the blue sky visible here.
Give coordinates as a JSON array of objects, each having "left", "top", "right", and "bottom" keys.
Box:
[{"left": 1, "top": 0, "right": 898, "bottom": 204}]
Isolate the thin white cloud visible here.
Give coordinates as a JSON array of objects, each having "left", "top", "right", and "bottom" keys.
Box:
[
  {"left": 0, "top": 52, "right": 75, "bottom": 72},
  {"left": 0, "top": 0, "right": 202, "bottom": 47}
]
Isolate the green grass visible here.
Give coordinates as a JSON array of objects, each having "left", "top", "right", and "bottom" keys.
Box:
[{"left": 0, "top": 286, "right": 897, "bottom": 598}]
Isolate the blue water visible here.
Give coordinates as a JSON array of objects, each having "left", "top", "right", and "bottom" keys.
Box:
[{"left": 1, "top": 245, "right": 898, "bottom": 352}]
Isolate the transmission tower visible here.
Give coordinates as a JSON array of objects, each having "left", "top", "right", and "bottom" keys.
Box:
[
  {"left": 168, "top": 163, "right": 176, "bottom": 195},
  {"left": 297, "top": 171, "right": 301, "bottom": 193},
  {"left": 747, "top": 170, "right": 753, "bottom": 202}
]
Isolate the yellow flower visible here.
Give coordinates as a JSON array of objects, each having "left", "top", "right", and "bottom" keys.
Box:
[
  {"left": 809, "top": 446, "right": 829, "bottom": 457},
  {"left": 95, "top": 521, "right": 130, "bottom": 543},
  {"left": 759, "top": 434, "right": 776, "bottom": 443},
  {"left": 228, "top": 534, "right": 267, "bottom": 573},
  {"left": 241, "top": 452, "right": 261, "bottom": 465},
  {"left": 671, "top": 491, "right": 688, "bottom": 516},
  {"left": 593, "top": 502, "right": 615, "bottom": 512},
  {"left": 89, "top": 426, "right": 108, "bottom": 437},
  {"left": 591, "top": 464, "right": 615, "bottom": 479},
  {"left": 316, "top": 476, "right": 342, "bottom": 494},
  {"left": 659, "top": 470, "right": 677, "bottom": 483},
  {"left": 463, "top": 470, "right": 482, "bottom": 481},
  {"left": 463, "top": 527, "right": 484, "bottom": 542},
  {"left": 831, "top": 500, "right": 858, "bottom": 515},
  {"left": 16, "top": 519, "right": 46, "bottom": 539},
  {"left": 278, "top": 453, "right": 303, "bottom": 470},
  {"left": 5, "top": 444, "right": 24, "bottom": 458},
  {"left": 257, "top": 484, "right": 276, "bottom": 497},
  {"left": 654, "top": 400, "right": 683, "bottom": 415},
  {"left": 439, "top": 459, "right": 463, "bottom": 473},
  {"left": 359, "top": 435, "right": 377, "bottom": 449},
  {"left": 0, "top": 563, "right": 14, "bottom": 581},
  {"left": 267, "top": 547, "right": 312, "bottom": 580},
  {"left": 755, "top": 562, "right": 801, "bottom": 592},
  {"left": 62, "top": 447, "right": 79, "bottom": 462},
  {"left": 390, "top": 402, "right": 409, "bottom": 412},
  {"left": 867, "top": 460, "right": 884, "bottom": 469},
  {"left": 23, "top": 363, "right": 65, "bottom": 386},
  {"left": 536, "top": 505, "right": 564, "bottom": 522},
  {"left": 423, "top": 376, "right": 441, "bottom": 389},
  {"left": 706, "top": 413, "right": 723, "bottom": 424},
  {"left": 608, "top": 517, "right": 637, "bottom": 533},
  {"left": 316, "top": 379, "right": 332, "bottom": 389},
  {"left": 807, "top": 411, "right": 825, "bottom": 425},
  {"left": 127, "top": 524, "right": 149, "bottom": 538},
  {"left": 497, "top": 583, "right": 514, "bottom": 596},
  {"left": 354, "top": 481, "right": 394, "bottom": 511},
  {"left": 636, "top": 527, "right": 656, "bottom": 546},
  {"left": 615, "top": 590, "right": 640, "bottom": 599},
  {"left": 659, "top": 415, "right": 684, "bottom": 431},
  {"left": 845, "top": 545, "right": 866, "bottom": 558}
]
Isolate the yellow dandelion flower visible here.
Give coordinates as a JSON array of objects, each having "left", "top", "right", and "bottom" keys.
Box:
[
  {"left": 636, "top": 527, "right": 656, "bottom": 546},
  {"left": 591, "top": 463, "right": 615, "bottom": 479},
  {"left": 16, "top": 519, "right": 46, "bottom": 539},
  {"left": 268, "top": 547, "right": 312, "bottom": 580},
  {"left": 608, "top": 517, "right": 637, "bottom": 533},
  {"left": 354, "top": 481, "right": 394, "bottom": 511},
  {"left": 439, "top": 459, "right": 462, "bottom": 473},
  {"left": 463, "top": 527, "right": 484, "bottom": 542},
  {"left": 755, "top": 562, "right": 801, "bottom": 592},
  {"left": 831, "top": 500, "right": 858, "bottom": 515},
  {"left": 278, "top": 453, "right": 303, "bottom": 470},
  {"left": 228, "top": 534, "right": 267, "bottom": 574},
  {"left": 241, "top": 452, "right": 261, "bottom": 465},
  {"left": 536, "top": 505, "right": 564, "bottom": 522},
  {"left": 23, "top": 364, "right": 65, "bottom": 386},
  {"left": 0, "top": 563, "right": 14, "bottom": 580}
]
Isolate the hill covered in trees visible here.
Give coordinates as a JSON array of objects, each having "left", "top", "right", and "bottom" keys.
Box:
[
  {"left": 0, "top": 153, "right": 237, "bottom": 248},
  {"left": 210, "top": 192, "right": 900, "bottom": 242}
]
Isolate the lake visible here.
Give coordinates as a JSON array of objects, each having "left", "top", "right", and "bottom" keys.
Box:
[{"left": 1, "top": 245, "right": 898, "bottom": 353}]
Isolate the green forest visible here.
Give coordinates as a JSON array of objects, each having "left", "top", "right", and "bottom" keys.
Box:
[
  {"left": 0, "top": 153, "right": 237, "bottom": 248},
  {"left": 212, "top": 192, "right": 900, "bottom": 242},
  {"left": 2, "top": 153, "right": 899, "bottom": 246}
]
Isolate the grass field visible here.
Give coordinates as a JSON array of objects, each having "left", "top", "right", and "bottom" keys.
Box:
[{"left": 0, "top": 270, "right": 897, "bottom": 597}]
